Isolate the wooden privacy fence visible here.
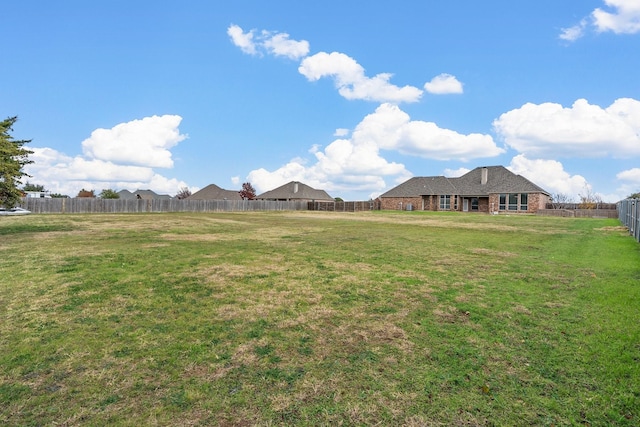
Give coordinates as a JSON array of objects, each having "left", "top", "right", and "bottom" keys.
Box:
[
  {"left": 536, "top": 209, "right": 618, "bottom": 218},
  {"left": 545, "top": 202, "right": 617, "bottom": 210},
  {"left": 20, "top": 198, "right": 310, "bottom": 214},
  {"left": 618, "top": 199, "right": 640, "bottom": 243},
  {"left": 308, "top": 201, "right": 379, "bottom": 212}
]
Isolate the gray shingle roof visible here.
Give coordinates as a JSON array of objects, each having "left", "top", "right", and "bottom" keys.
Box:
[
  {"left": 117, "top": 189, "right": 172, "bottom": 200},
  {"left": 117, "top": 190, "right": 136, "bottom": 200},
  {"left": 380, "top": 166, "right": 550, "bottom": 198},
  {"left": 187, "top": 184, "right": 242, "bottom": 200},
  {"left": 256, "top": 181, "right": 334, "bottom": 201},
  {"left": 379, "top": 176, "right": 457, "bottom": 197}
]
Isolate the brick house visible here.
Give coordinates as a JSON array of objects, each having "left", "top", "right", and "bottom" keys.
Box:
[{"left": 378, "top": 166, "right": 550, "bottom": 214}]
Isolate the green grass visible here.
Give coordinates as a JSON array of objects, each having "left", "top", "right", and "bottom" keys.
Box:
[{"left": 0, "top": 211, "right": 639, "bottom": 426}]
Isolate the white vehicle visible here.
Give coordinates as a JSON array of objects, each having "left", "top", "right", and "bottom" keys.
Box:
[
  {"left": 0, "top": 207, "right": 32, "bottom": 216},
  {"left": 24, "top": 191, "right": 51, "bottom": 198}
]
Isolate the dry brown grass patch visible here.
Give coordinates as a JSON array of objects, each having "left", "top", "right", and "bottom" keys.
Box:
[
  {"left": 595, "top": 225, "right": 628, "bottom": 233},
  {"left": 433, "top": 305, "right": 471, "bottom": 324},
  {"left": 470, "top": 247, "right": 517, "bottom": 258},
  {"left": 512, "top": 304, "right": 532, "bottom": 315}
]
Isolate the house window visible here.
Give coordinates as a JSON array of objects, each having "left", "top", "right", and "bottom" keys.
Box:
[
  {"left": 439, "top": 195, "right": 451, "bottom": 210},
  {"left": 508, "top": 193, "right": 518, "bottom": 210},
  {"left": 499, "top": 194, "right": 506, "bottom": 210},
  {"left": 471, "top": 197, "right": 479, "bottom": 211},
  {"left": 520, "top": 193, "right": 528, "bottom": 211}
]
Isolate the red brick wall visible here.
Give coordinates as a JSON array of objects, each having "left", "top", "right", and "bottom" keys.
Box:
[
  {"left": 489, "top": 192, "right": 550, "bottom": 214},
  {"left": 379, "top": 195, "right": 453, "bottom": 211},
  {"left": 381, "top": 193, "right": 550, "bottom": 213},
  {"left": 379, "top": 197, "right": 423, "bottom": 211},
  {"left": 529, "top": 193, "right": 550, "bottom": 213}
]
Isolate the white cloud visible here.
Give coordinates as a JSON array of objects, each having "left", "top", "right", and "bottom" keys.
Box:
[
  {"left": 252, "top": 138, "right": 410, "bottom": 196},
  {"left": 25, "top": 116, "right": 190, "bottom": 197},
  {"left": 246, "top": 104, "right": 505, "bottom": 199},
  {"left": 617, "top": 168, "right": 640, "bottom": 182},
  {"left": 507, "top": 155, "right": 589, "bottom": 200},
  {"left": 227, "top": 25, "right": 309, "bottom": 60},
  {"left": 560, "top": 1, "right": 640, "bottom": 41},
  {"left": 559, "top": 19, "right": 588, "bottom": 41},
  {"left": 262, "top": 31, "right": 310, "bottom": 59},
  {"left": 615, "top": 168, "right": 640, "bottom": 199},
  {"left": 592, "top": 0, "right": 640, "bottom": 34},
  {"left": 444, "top": 167, "right": 470, "bottom": 178},
  {"left": 81, "top": 115, "right": 187, "bottom": 168},
  {"left": 246, "top": 108, "right": 416, "bottom": 197},
  {"left": 334, "top": 128, "right": 349, "bottom": 137},
  {"left": 493, "top": 98, "right": 640, "bottom": 158},
  {"left": 145, "top": 174, "right": 192, "bottom": 195},
  {"left": 356, "top": 103, "right": 504, "bottom": 161},
  {"left": 229, "top": 25, "right": 422, "bottom": 103},
  {"left": 424, "top": 73, "right": 464, "bottom": 94},
  {"left": 248, "top": 156, "right": 405, "bottom": 200},
  {"left": 27, "top": 147, "right": 152, "bottom": 183},
  {"left": 298, "top": 52, "right": 423, "bottom": 103},
  {"left": 247, "top": 159, "right": 316, "bottom": 194},
  {"left": 227, "top": 24, "right": 257, "bottom": 55}
]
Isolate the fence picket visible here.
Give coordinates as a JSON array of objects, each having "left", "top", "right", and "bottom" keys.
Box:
[{"left": 618, "top": 199, "right": 640, "bottom": 243}]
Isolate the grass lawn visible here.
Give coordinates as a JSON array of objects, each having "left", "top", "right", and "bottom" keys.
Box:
[{"left": 1, "top": 211, "right": 639, "bottom": 426}]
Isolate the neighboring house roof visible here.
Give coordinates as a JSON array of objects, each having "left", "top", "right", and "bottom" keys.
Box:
[
  {"left": 117, "top": 190, "right": 136, "bottom": 200},
  {"left": 186, "top": 184, "right": 242, "bottom": 200},
  {"left": 379, "top": 166, "right": 550, "bottom": 198},
  {"left": 117, "top": 189, "right": 172, "bottom": 200},
  {"left": 256, "top": 181, "right": 334, "bottom": 201}
]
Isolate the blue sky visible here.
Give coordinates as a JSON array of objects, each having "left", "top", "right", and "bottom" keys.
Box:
[{"left": 3, "top": 0, "right": 640, "bottom": 201}]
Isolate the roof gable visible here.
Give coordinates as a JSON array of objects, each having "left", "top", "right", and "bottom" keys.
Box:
[
  {"left": 187, "top": 184, "right": 242, "bottom": 200},
  {"left": 256, "top": 181, "right": 334, "bottom": 201}
]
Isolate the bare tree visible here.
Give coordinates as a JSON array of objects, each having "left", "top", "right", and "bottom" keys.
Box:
[
  {"left": 176, "top": 187, "right": 192, "bottom": 200},
  {"left": 551, "top": 193, "right": 573, "bottom": 209},
  {"left": 578, "top": 185, "right": 602, "bottom": 209}
]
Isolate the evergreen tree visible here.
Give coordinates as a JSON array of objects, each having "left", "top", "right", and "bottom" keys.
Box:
[
  {"left": 23, "top": 181, "right": 46, "bottom": 192},
  {"left": 99, "top": 189, "right": 120, "bottom": 199},
  {"left": 0, "top": 117, "right": 33, "bottom": 207}
]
